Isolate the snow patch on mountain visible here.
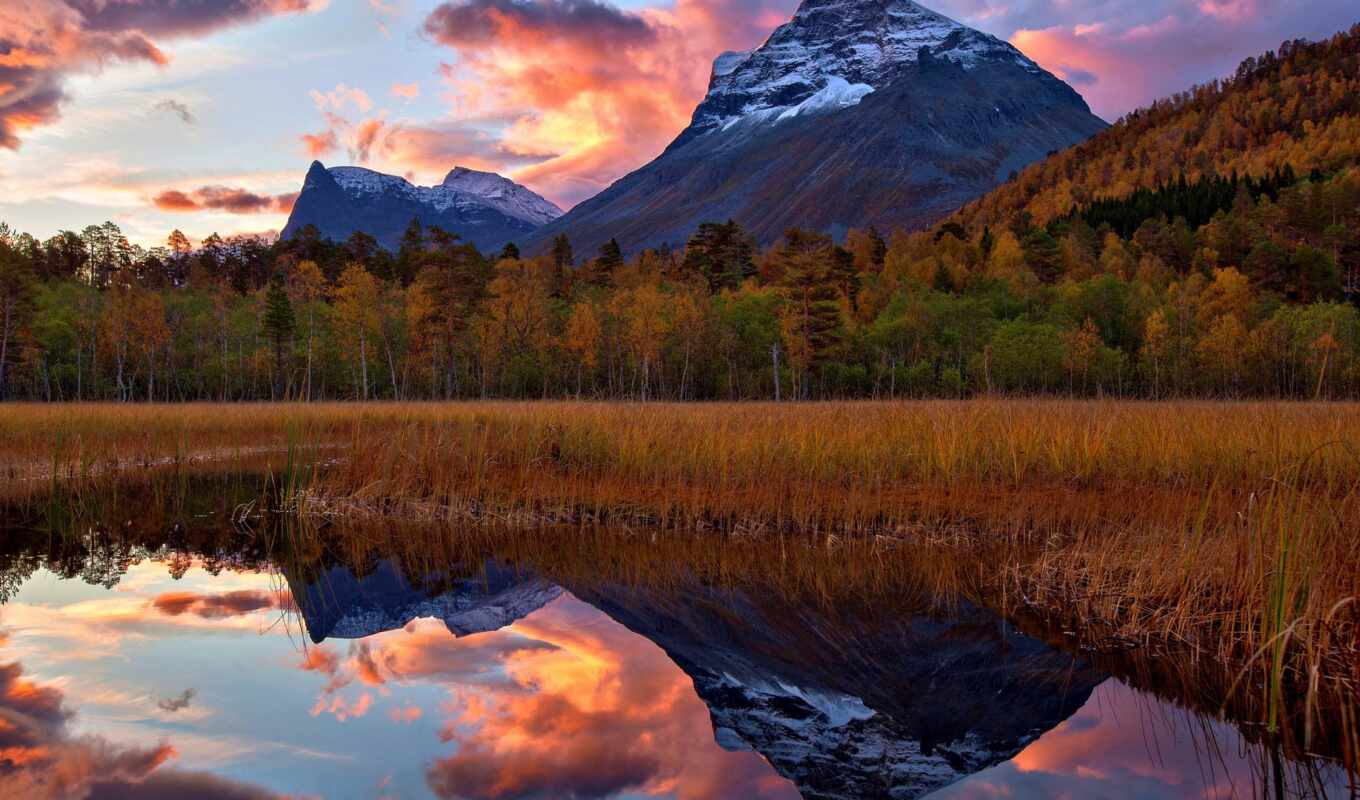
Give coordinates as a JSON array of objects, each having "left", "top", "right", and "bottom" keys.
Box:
[
  {"left": 326, "top": 581, "right": 564, "bottom": 640},
  {"left": 691, "top": 0, "right": 1043, "bottom": 136},
  {"left": 777, "top": 76, "right": 875, "bottom": 121},
  {"left": 327, "top": 166, "right": 562, "bottom": 227},
  {"left": 712, "top": 49, "right": 753, "bottom": 79},
  {"left": 441, "top": 167, "right": 564, "bottom": 227},
  {"left": 698, "top": 671, "right": 1009, "bottom": 799}
]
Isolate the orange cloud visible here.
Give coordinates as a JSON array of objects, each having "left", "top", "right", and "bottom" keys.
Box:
[
  {"left": 402, "top": 0, "right": 799, "bottom": 208},
  {"left": 390, "top": 81, "right": 419, "bottom": 100},
  {"left": 0, "top": 0, "right": 319, "bottom": 149},
  {"left": 151, "top": 186, "right": 298, "bottom": 215},
  {"left": 300, "top": 128, "right": 338, "bottom": 157},
  {"left": 311, "top": 692, "right": 374, "bottom": 722},
  {"left": 402, "top": 597, "right": 796, "bottom": 800}
]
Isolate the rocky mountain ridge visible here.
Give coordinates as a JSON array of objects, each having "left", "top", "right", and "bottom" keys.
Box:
[{"left": 281, "top": 161, "right": 561, "bottom": 252}]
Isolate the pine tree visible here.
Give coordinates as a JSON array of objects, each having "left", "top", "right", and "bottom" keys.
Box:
[
  {"left": 1023, "top": 229, "right": 1063, "bottom": 284},
  {"left": 683, "top": 221, "right": 756, "bottom": 292},
  {"left": 595, "top": 238, "right": 623, "bottom": 284},
  {"left": 397, "top": 218, "right": 426, "bottom": 284},
  {"left": 263, "top": 276, "right": 296, "bottom": 401},
  {"left": 776, "top": 236, "right": 842, "bottom": 398},
  {"left": 551, "top": 234, "right": 574, "bottom": 296},
  {"left": 500, "top": 242, "right": 521, "bottom": 261},
  {"left": 552, "top": 235, "right": 574, "bottom": 270}
]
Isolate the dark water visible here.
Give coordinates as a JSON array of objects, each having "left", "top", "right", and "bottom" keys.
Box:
[{"left": 0, "top": 517, "right": 1352, "bottom": 799}]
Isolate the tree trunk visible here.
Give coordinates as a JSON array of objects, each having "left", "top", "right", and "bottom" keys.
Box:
[
  {"left": 0, "top": 301, "right": 11, "bottom": 401},
  {"left": 359, "top": 331, "right": 369, "bottom": 401},
  {"left": 305, "top": 307, "right": 315, "bottom": 402},
  {"left": 771, "top": 342, "right": 781, "bottom": 402}
]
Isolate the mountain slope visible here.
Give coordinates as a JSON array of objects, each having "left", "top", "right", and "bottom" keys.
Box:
[
  {"left": 952, "top": 24, "right": 1360, "bottom": 231},
  {"left": 577, "top": 580, "right": 1103, "bottom": 800},
  {"left": 281, "top": 162, "right": 562, "bottom": 253},
  {"left": 527, "top": 0, "right": 1106, "bottom": 255}
]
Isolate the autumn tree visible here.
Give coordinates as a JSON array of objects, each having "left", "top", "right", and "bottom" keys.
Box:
[
  {"left": 562, "top": 302, "right": 602, "bottom": 397},
  {"left": 288, "top": 260, "right": 327, "bottom": 401},
  {"left": 412, "top": 237, "right": 491, "bottom": 397},
  {"left": 334, "top": 264, "right": 380, "bottom": 400},
  {"left": 0, "top": 237, "right": 35, "bottom": 400},
  {"left": 774, "top": 232, "right": 842, "bottom": 398},
  {"left": 262, "top": 275, "right": 296, "bottom": 400}
]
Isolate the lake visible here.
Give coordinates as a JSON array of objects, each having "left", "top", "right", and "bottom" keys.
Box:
[{"left": 0, "top": 501, "right": 1351, "bottom": 799}]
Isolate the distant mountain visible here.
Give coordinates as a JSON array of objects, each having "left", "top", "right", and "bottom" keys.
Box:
[
  {"left": 527, "top": 0, "right": 1106, "bottom": 255},
  {"left": 284, "top": 559, "right": 561, "bottom": 643},
  {"left": 281, "top": 162, "right": 563, "bottom": 253}
]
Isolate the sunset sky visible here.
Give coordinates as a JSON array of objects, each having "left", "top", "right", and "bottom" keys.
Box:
[{"left": 2, "top": 0, "right": 1357, "bottom": 246}]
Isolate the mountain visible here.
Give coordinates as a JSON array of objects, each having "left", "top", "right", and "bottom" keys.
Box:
[
  {"left": 280, "top": 162, "right": 563, "bottom": 253},
  {"left": 527, "top": 0, "right": 1106, "bottom": 255},
  {"left": 575, "top": 581, "right": 1104, "bottom": 800},
  {"left": 284, "top": 559, "right": 562, "bottom": 643}
]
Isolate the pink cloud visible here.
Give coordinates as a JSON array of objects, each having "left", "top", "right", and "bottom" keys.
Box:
[
  {"left": 0, "top": 0, "right": 319, "bottom": 149},
  {"left": 408, "top": 0, "right": 800, "bottom": 208},
  {"left": 151, "top": 187, "right": 298, "bottom": 215},
  {"left": 300, "top": 128, "right": 339, "bottom": 157}
]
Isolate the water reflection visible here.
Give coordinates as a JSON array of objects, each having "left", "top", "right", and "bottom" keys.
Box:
[{"left": 0, "top": 525, "right": 1351, "bottom": 799}]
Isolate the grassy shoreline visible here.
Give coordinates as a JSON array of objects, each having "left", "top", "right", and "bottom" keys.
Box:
[{"left": 2, "top": 399, "right": 1357, "bottom": 754}]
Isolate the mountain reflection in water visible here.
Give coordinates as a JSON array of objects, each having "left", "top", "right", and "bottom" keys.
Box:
[{"left": 0, "top": 532, "right": 1350, "bottom": 799}]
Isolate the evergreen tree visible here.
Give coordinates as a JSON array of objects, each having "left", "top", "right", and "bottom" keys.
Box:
[
  {"left": 775, "top": 233, "right": 843, "bottom": 398},
  {"left": 551, "top": 234, "right": 574, "bottom": 296},
  {"left": 552, "top": 235, "right": 574, "bottom": 271},
  {"left": 1023, "top": 229, "right": 1063, "bottom": 284},
  {"left": 262, "top": 275, "right": 296, "bottom": 401},
  {"left": 397, "top": 218, "right": 426, "bottom": 284},
  {"left": 867, "top": 226, "right": 887, "bottom": 270},
  {"left": 683, "top": 221, "right": 756, "bottom": 292},
  {"left": 595, "top": 238, "right": 624, "bottom": 282},
  {"left": 500, "top": 242, "right": 520, "bottom": 261}
]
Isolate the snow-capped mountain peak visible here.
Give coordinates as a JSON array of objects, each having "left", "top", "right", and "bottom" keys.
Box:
[
  {"left": 441, "top": 166, "right": 564, "bottom": 227},
  {"left": 324, "top": 165, "right": 562, "bottom": 227},
  {"left": 690, "top": 0, "right": 1043, "bottom": 137}
]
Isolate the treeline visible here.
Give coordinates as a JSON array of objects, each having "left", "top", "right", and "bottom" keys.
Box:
[
  {"left": 956, "top": 24, "right": 1360, "bottom": 231},
  {"left": 1072, "top": 166, "right": 1301, "bottom": 238},
  {"left": 1, "top": 161, "right": 1358, "bottom": 402}
]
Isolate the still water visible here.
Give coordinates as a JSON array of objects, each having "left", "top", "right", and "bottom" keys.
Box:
[{"left": 0, "top": 524, "right": 1351, "bottom": 799}]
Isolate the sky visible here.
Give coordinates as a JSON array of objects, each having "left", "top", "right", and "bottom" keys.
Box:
[{"left": 2, "top": 0, "right": 1357, "bottom": 247}]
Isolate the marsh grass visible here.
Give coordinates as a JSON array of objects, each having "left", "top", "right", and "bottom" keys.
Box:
[{"left": 2, "top": 399, "right": 1358, "bottom": 763}]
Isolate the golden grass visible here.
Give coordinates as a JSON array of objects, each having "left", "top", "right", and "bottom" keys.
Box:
[{"left": 1, "top": 399, "right": 1358, "bottom": 753}]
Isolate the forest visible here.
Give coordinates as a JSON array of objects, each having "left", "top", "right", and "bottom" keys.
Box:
[{"left": 0, "top": 29, "right": 1358, "bottom": 403}]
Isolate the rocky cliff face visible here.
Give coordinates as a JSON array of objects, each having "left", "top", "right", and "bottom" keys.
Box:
[
  {"left": 280, "top": 162, "right": 562, "bottom": 253},
  {"left": 528, "top": 0, "right": 1106, "bottom": 254}
]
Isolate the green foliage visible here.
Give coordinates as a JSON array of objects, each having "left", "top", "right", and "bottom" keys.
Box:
[{"left": 987, "top": 320, "right": 1066, "bottom": 393}]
